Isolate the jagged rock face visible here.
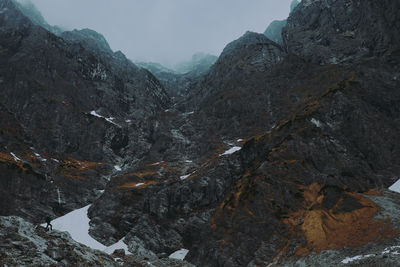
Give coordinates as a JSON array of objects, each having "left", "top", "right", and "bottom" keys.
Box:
[
  {"left": 183, "top": 31, "right": 286, "bottom": 138},
  {"left": 0, "top": 0, "right": 170, "bottom": 223},
  {"left": 89, "top": 2, "right": 400, "bottom": 267},
  {"left": 283, "top": 0, "right": 400, "bottom": 64},
  {"left": 188, "top": 56, "right": 400, "bottom": 266},
  {"left": 0, "top": 216, "right": 118, "bottom": 266}
]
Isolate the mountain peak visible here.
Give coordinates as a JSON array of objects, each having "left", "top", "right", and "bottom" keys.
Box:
[
  {"left": 12, "top": 0, "right": 63, "bottom": 34},
  {"left": 61, "top": 28, "right": 113, "bottom": 54},
  {"left": 220, "top": 31, "right": 278, "bottom": 59}
]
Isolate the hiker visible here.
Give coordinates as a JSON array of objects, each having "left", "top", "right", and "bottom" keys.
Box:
[{"left": 45, "top": 216, "right": 52, "bottom": 231}]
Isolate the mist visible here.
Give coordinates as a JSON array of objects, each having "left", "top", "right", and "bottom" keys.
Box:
[{"left": 30, "top": 0, "right": 293, "bottom": 67}]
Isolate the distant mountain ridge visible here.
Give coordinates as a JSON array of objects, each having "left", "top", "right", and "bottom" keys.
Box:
[
  {"left": 263, "top": 0, "right": 299, "bottom": 44},
  {"left": 174, "top": 52, "right": 218, "bottom": 74},
  {"left": 13, "top": 0, "right": 64, "bottom": 34}
]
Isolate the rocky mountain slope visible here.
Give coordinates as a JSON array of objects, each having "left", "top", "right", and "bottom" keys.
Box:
[
  {"left": 0, "top": 0, "right": 169, "bottom": 222},
  {"left": 1, "top": 0, "right": 400, "bottom": 266}
]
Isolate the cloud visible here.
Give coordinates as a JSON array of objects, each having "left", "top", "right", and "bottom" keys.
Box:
[{"left": 31, "top": 0, "right": 292, "bottom": 66}]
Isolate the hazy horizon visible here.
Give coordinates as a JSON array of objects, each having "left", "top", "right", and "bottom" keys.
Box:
[{"left": 29, "top": 0, "right": 293, "bottom": 67}]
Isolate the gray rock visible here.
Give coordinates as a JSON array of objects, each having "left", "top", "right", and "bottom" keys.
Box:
[{"left": 0, "top": 216, "right": 118, "bottom": 266}]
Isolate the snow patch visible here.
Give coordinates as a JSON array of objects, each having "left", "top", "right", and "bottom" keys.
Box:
[
  {"left": 311, "top": 118, "right": 322, "bottom": 128},
  {"left": 219, "top": 146, "right": 241, "bottom": 156},
  {"left": 90, "top": 110, "right": 102, "bottom": 118},
  {"left": 34, "top": 152, "right": 47, "bottom": 162},
  {"left": 180, "top": 171, "right": 196, "bottom": 180},
  {"left": 42, "top": 205, "right": 131, "bottom": 255},
  {"left": 52, "top": 158, "right": 60, "bottom": 163},
  {"left": 10, "top": 152, "right": 21, "bottom": 162},
  {"left": 135, "top": 183, "right": 145, "bottom": 187},
  {"left": 45, "top": 205, "right": 106, "bottom": 251},
  {"left": 114, "top": 165, "right": 122, "bottom": 171},
  {"left": 89, "top": 111, "right": 119, "bottom": 126},
  {"left": 341, "top": 254, "right": 374, "bottom": 264},
  {"left": 382, "top": 245, "right": 400, "bottom": 254},
  {"left": 237, "top": 138, "right": 243, "bottom": 142},
  {"left": 169, "top": 248, "right": 189, "bottom": 260},
  {"left": 342, "top": 246, "right": 400, "bottom": 264},
  {"left": 151, "top": 161, "right": 164, "bottom": 166},
  {"left": 180, "top": 174, "right": 190, "bottom": 180},
  {"left": 185, "top": 160, "right": 193, "bottom": 163},
  {"left": 389, "top": 179, "right": 400, "bottom": 193}
]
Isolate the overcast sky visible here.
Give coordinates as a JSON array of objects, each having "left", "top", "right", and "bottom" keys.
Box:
[{"left": 31, "top": 0, "right": 293, "bottom": 67}]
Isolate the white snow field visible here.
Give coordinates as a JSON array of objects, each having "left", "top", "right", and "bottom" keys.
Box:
[
  {"left": 219, "top": 146, "right": 241, "bottom": 156},
  {"left": 43, "top": 205, "right": 131, "bottom": 254},
  {"left": 169, "top": 248, "right": 189, "bottom": 260},
  {"left": 389, "top": 178, "right": 400, "bottom": 193}
]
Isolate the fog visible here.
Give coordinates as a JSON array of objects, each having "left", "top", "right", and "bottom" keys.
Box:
[{"left": 31, "top": 0, "right": 293, "bottom": 67}]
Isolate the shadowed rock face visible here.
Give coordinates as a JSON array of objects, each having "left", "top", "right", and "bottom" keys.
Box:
[
  {"left": 283, "top": 0, "right": 400, "bottom": 64},
  {"left": 0, "top": 0, "right": 170, "bottom": 223},
  {"left": 1, "top": 0, "right": 400, "bottom": 266},
  {"left": 188, "top": 58, "right": 400, "bottom": 265}
]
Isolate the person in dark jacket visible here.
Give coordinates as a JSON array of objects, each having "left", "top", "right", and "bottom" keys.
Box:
[{"left": 45, "top": 216, "right": 52, "bottom": 231}]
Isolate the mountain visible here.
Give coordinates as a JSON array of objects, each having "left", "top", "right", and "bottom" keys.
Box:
[
  {"left": 137, "top": 53, "right": 218, "bottom": 97},
  {"left": 0, "top": 0, "right": 169, "bottom": 224},
  {"left": 174, "top": 52, "right": 218, "bottom": 75},
  {"left": 61, "top": 28, "right": 113, "bottom": 55},
  {"left": 1, "top": 0, "right": 400, "bottom": 266},
  {"left": 263, "top": 0, "right": 299, "bottom": 45},
  {"left": 282, "top": 0, "right": 400, "bottom": 64},
  {"left": 88, "top": 0, "right": 400, "bottom": 266},
  {"left": 136, "top": 61, "right": 192, "bottom": 97},
  {"left": 13, "top": 0, "right": 64, "bottom": 34},
  {"left": 264, "top": 20, "right": 286, "bottom": 44}
]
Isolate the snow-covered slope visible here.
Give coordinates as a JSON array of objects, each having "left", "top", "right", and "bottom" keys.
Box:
[{"left": 43, "top": 205, "right": 130, "bottom": 255}]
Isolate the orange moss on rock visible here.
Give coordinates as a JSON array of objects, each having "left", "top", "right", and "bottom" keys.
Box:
[
  {"left": 0, "top": 152, "right": 28, "bottom": 171},
  {"left": 283, "top": 183, "right": 397, "bottom": 255},
  {"left": 123, "top": 170, "right": 158, "bottom": 179},
  {"left": 59, "top": 157, "right": 103, "bottom": 179}
]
